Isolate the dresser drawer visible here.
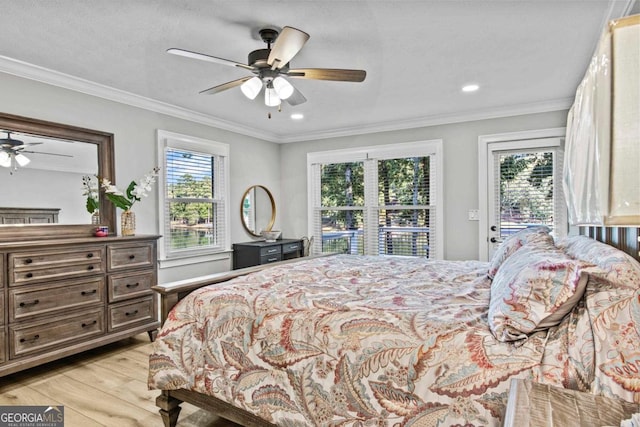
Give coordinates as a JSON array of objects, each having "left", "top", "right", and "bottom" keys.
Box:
[
  {"left": 107, "top": 242, "right": 155, "bottom": 272},
  {"left": 108, "top": 296, "right": 155, "bottom": 331},
  {"left": 0, "top": 254, "right": 4, "bottom": 287},
  {"left": 0, "top": 292, "right": 4, "bottom": 326},
  {"left": 9, "top": 277, "right": 104, "bottom": 322},
  {"left": 108, "top": 271, "right": 154, "bottom": 303},
  {"left": 9, "top": 247, "right": 104, "bottom": 286},
  {"left": 10, "top": 247, "right": 103, "bottom": 269},
  {"left": 0, "top": 329, "right": 5, "bottom": 363},
  {"left": 10, "top": 308, "right": 104, "bottom": 358}
]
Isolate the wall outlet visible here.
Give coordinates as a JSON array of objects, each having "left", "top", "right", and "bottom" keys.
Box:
[{"left": 468, "top": 209, "right": 479, "bottom": 221}]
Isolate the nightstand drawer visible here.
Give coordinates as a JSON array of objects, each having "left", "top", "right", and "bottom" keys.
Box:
[
  {"left": 10, "top": 308, "right": 104, "bottom": 358},
  {"left": 282, "top": 242, "right": 302, "bottom": 254},
  {"left": 108, "top": 271, "right": 154, "bottom": 302},
  {"left": 107, "top": 242, "right": 155, "bottom": 271},
  {"left": 259, "top": 246, "right": 281, "bottom": 257},
  {"left": 9, "top": 277, "right": 104, "bottom": 322},
  {"left": 108, "top": 296, "right": 155, "bottom": 331},
  {"left": 260, "top": 253, "right": 282, "bottom": 264}
]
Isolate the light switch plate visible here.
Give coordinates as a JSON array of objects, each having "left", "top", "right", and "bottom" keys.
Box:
[{"left": 468, "top": 209, "right": 479, "bottom": 221}]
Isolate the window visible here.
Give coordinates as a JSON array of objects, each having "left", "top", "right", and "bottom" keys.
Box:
[
  {"left": 157, "top": 130, "right": 229, "bottom": 262},
  {"left": 308, "top": 140, "right": 443, "bottom": 258}
]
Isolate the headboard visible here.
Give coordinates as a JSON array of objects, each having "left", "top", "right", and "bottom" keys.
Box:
[{"left": 579, "top": 226, "right": 640, "bottom": 263}]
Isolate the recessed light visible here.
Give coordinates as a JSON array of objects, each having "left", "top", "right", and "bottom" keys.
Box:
[
  {"left": 462, "top": 84, "right": 479, "bottom": 92},
  {"left": 290, "top": 113, "right": 304, "bottom": 120}
]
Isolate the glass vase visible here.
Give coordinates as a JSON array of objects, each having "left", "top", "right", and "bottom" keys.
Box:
[
  {"left": 121, "top": 209, "right": 136, "bottom": 236},
  {"left": 91, "top": 210, "right": 101, "bottom": 225}
]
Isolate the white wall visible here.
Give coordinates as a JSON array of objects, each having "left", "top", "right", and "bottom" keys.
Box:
[
  {"left": 0, "top": 72, "right": 281, "bottom": 283},
  {"left": 279, "top": 111, "right": 568, "bottom": 261},
  {"left": 0, "top": 71, "right": 569, "bottom": 273}
]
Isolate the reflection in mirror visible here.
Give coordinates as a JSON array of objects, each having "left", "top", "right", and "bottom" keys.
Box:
[
  {"left": 0, "top": 112, "right": 115, "bottom": 240},
  {"left": 241, "top": 185, "right": 275, "bottom": 237},
  {"left": 0, "top": 132, "right": 99, "bottom": 224}
]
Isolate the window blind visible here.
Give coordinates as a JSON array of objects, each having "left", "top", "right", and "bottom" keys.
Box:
[{"left": 493, "top": 148, "right": 565, "bottom": 239}]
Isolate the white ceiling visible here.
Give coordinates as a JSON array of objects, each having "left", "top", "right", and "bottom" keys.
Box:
[{"left": 0, "top": 0, "right": 636, "bottom": 143}]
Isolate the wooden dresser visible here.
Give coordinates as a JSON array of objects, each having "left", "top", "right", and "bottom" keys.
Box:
[{"left": 0, "top": 235, "right": 160, "bottom": 377}]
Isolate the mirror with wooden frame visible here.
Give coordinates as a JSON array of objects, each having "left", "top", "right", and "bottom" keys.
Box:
[
  {"left": 240, "top": 185, "right": 276, "bottom": 237},
  {"left": 0, "top": 112, "right": 115, "bottom": 241}
]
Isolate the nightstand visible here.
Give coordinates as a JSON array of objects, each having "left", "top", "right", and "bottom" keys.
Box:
[
  {"left": 504, "top": 379, "right": 640, "bottom": 427},
  {"left": 232, "top": 239, "right": 303, "bottom": 269}
]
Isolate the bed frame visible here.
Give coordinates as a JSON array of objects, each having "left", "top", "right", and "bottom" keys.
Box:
[{"left": 151, "top": 228, "right": 640, "bottom": 427}]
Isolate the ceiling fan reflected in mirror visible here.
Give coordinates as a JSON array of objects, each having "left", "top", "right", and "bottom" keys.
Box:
[
  {"left": 0, "top": 132, "right": 72, "bottom": 173},
  {"left": 167, "top": 26, "right": 367, "bottom": 108}
]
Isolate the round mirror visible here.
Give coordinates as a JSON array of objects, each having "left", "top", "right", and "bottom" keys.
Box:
[{"left": 240, "top": 185, "right": 276, "bottom": 237}]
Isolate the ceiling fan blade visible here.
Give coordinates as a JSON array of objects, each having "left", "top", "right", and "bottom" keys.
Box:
[
  {"left": 287, "top": 68, "right": 366, "bottom": 82},
  {"left": 267, "top": 26, "right": 310, "bottom": 70},
  {"left": 199, "top": 76, "right": 254, "bottom": 95},
  {"left": 21, "top": 150, "right": 73, "bottom": 158},
  {"left": 167, "top": 48, "right": 255, "bottom": 71},
  {"left": 285, "top": 86, "right": 307, "bottom": 106}
]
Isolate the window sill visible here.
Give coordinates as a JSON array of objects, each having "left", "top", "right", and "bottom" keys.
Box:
[{"left": 159, "top": 250, "right": 232, "bottom": 269}]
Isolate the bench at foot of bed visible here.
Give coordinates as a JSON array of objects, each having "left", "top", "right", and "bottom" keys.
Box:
[{"left": 156, "top": 389, "right": 277, "bottom": 427}]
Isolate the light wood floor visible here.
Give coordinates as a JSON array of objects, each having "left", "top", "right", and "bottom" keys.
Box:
[{"left": 0, "top": 334, "right": 237, "bottom": 427}]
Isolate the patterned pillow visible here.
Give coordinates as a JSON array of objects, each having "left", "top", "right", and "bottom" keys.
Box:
[
  {"left": 488, "top": 245, "right": 590, "bottom": 342},
  {"left": 487, "top": 226, "right": 554, "bottom": 279},
  {"left": 557, "top": 235, "right": 640, "bottom": 286},
  {"left": 584, "top": 275, "right": 640, "bottom": 403}
]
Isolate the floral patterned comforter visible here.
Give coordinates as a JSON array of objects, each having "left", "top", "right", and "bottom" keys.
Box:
[{"left": 148, "top": 255, "right": 577, "bottom": 426}]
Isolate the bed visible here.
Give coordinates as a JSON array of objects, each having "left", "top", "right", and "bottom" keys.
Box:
[{"left": 148, "top": 226, "right": 640, "bottom": 426}]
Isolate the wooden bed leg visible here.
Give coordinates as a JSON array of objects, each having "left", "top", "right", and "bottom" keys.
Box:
[
  {"left": 156, "top": 391, "right": 182, "bottom": 427},
  {"left": 148, "top": 329, "right": 158, "bottom": 342}
]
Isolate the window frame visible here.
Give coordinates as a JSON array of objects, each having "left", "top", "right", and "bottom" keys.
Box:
[
  {"left": 307, "top": 140, "right": 444, "bottom": 259},
  {"left": 156, "top": 130, "right": 230, "bottom": 266}
]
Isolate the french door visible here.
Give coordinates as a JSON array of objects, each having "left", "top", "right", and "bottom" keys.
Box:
[{"left": 485, "top": 137, "right": 566, "bottom": 259}]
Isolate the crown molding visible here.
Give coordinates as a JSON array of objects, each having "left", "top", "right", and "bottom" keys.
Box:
[
  {"left": 0, "top": 56, "right": 577, "bottom": 145},
  {"left": 276, "top": 98, "right": 574, "bottom": 143},
  {"left": 0, "top": 55, "right": 281, "bottom": 143}
]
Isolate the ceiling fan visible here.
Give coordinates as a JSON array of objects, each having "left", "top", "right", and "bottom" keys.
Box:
[
  {"left": 0, "top": 132, "right": 72, "bottom": 173},
  {"left": 167, "top": 26, "right": 366, "bottom": 108}
]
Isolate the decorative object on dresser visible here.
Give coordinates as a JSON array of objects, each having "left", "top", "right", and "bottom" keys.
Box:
[
  {"left": 0, "top": 234, "right": 160, "bottom": 378},
  {"left": 232, "top": 238, "right": 303, "bottom": 269}
]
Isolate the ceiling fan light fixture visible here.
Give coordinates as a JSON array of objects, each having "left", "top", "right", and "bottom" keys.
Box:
[
  {"left": 272, "top": 76, "right": 294, "bottom": 100},
  {"left": 15, "top": 153, "right": 30, "bottom": 167},
  {"left": 264, "top": 86, "right": 281, "bottom": 107},
  {"left": 240, "top": 77, "right": 262, "bottom": 100},
  {"left": 0, "top": 151, "right": 10, "bottom": 168}
]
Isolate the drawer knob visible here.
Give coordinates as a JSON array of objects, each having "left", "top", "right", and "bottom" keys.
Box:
[
  {"left": 81, "top": 289, "right": 97, "bottom": 296},
  {"left": 19, "top": 299, "right": 40, "bottom": 307},
  {"left": 82, "top": 320, "right": 98, "bottom": 328},
  {"left": 25, "top": 258, "right": 33, "bottom": 264},
  {"left": 87, "top": 265, "right": 95, "bottom": 271},
  {"left": 25, "top": 272, "right": 33, "bottom": 278},
  {"left": 129, "top": 254, "right": 136, "bottom": 260},
  {"left": 87, "top": 253, "right": 94, "bottom": 258},
  {"left": 20, "top": 334, "right": 40, "bottom": 344},
  {"left": 125, "top": 310, "right": 139, "bottom": 317},
  {"left": 126, "top": 282, "right": 140, "bottom": 288}
]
